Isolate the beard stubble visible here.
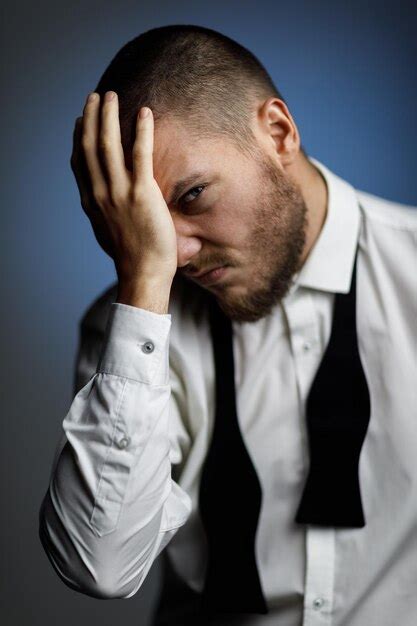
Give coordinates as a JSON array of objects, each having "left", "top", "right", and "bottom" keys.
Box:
[{"left": 214, "top": 155, "right": 308, "bottom": 323}]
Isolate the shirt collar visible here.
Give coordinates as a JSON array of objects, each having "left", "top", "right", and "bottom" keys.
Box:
[{"left": 289, "top": 157, "right": 361, "bottom": 296}]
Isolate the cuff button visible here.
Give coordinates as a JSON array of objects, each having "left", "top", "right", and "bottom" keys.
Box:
[
  {"left": 312, "top": 597, "right": 325, "bottom": 610},
  {"left": 141, "top": 341, "right": 155, "bottom": 354},
  {"left": 116, "top": 435, "right": 131, "bottom": 449}
]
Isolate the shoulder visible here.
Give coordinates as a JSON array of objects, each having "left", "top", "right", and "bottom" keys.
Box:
[
  {"left": 356, "top": 188, "right": 417, "bottom": 232},
  {"left": 355, "top": 189, "right": 416, "bottom": 332},
  {"left": 356, "top": 189, "right": 417, "bottom": 277}
]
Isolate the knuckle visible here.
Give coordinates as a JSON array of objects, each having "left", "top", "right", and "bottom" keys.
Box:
[
  {"left": 134, "top": 142, "right": 150, "bottom": 156},
  {"left": 132, "top": 144, "right": 146, "bottom": 161},
  {"left": 92, "top": 187, "right": 108, "bottom": 208},
  {"left": 131, "top": 185, "right": 149, "bottom": 206},
  {"left": 81, "top": 135, "right": 93, "bottom": 151},
  {"left": 99, "top": 135, "right": 112, "bottom": 152},
  {"left": 131, "top": 150, "right": 140, "bottom": 164},
  {"left": 108, "top": 187, "right": 124, "bottom": 207}
]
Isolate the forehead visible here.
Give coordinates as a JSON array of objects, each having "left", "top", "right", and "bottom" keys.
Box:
[{"left": 151, "top": 117, "right": 244, "bottom": 202}]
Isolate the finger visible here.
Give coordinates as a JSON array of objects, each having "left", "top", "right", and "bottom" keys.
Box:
[
  {"left": 71, "top": 115, "right": 114, "bottom": 256},
  {"left": 71, "top": 117, "right": 95, "bottom": 213},
  {"left": 81, "top": 93, "right": 108, "bottom": 207},
  {"left": 132, "top": 106, "right": 154, "bottom": 189},
  {"left": 100, "top": 91, "right": 130, "bottom": 202}
]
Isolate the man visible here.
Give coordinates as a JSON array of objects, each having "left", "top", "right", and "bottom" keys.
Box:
[{"left": 38, "top": 24, "right": 417, "bottom": 625}]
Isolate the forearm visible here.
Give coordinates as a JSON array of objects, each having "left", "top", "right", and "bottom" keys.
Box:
[{"left": 38, "top": 303, "right": 191, "bottom": 599}]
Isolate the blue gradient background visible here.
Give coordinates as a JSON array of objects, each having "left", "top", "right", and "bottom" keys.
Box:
[{"left": 2, "top": 1, "right": 416, "bottom": 624}]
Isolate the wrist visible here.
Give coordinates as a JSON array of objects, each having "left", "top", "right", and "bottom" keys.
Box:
[{"left": 116, "top": 277, "right": 172, "bottom": 314}]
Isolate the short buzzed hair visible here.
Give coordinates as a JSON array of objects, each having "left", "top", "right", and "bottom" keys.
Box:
[{"left": 95, "top": 24, "right": 293, "bottom": 161}]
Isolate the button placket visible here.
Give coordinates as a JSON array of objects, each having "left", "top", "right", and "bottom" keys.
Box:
[
  {"left": 302, "top": 527, "right": 335, "bottom": 625},
  {"left": 281, "top": 291, "right": 321, "bottom": 401},
  {"left": 313, "top": 597, "right": 325, "bottom": 610}
]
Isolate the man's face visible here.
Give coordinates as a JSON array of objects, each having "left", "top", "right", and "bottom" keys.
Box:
[{"left": 152, "top": 117, "right": 308, "bottom": 323}]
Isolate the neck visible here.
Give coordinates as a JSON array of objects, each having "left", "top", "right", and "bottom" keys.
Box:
[{"left": 288, "top": 154, "right": 328, "bottom": 267}]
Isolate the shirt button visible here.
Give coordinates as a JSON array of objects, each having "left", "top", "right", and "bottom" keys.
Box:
[
  {"left": 116, "top": 435, "right": 130, "bottom": 449},
  {"left": 302, "top": 341, "right": 312, "bottom": 352},
  {"left": 312, "top": 597, "right": 325, "bottom": 610},
  {"left": 141, "top": 341, "right": 154, "bottom": 354}
]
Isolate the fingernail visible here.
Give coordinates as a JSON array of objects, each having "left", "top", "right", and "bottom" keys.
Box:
[
  {"left": 105, "top": 91, "right": 115, "bottom": 102},
  {"left": 87, "top": 92, "right": 97, "bottom": 103},
  {"left": 140, "top": 107, "right": 150, "bottom": 118}
]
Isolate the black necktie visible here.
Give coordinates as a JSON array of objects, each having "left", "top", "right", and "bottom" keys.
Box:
[
  {"left": 198, "top": 289, "right": 268, "bottom": 616},
  {"left": 198, "top": 244, "right": 371, "bottom": 616}
]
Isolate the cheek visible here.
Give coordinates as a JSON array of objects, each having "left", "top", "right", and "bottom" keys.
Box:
[{"left": 208, "top": 196, "right": 253, "bottom": 247}]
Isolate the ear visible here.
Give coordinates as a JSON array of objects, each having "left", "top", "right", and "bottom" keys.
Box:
[{"left": 256, "top": 97, "right": 300, "bottom": 166}]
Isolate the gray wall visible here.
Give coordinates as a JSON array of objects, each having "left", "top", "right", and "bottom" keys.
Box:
[{"left": 1, "top": 1, "right": 416, "bottom": 624}]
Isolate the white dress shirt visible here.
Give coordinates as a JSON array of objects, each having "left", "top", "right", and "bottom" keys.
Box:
[{"left": 39, "top": 158, "right": 417, "bottom": 625}]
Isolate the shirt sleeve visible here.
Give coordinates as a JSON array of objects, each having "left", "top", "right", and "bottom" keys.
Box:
[{"left": 38, "top": 297, "right": 192, "bottom": 599}]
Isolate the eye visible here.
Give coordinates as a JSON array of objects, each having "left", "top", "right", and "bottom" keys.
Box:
[{"left": 181, "top": 185, "right": 206, "bottom": 204}]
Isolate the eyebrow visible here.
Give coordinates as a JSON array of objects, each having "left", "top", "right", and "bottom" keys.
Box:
[{"left": 167, "top": 171, "right": 211, "bottom": 205}]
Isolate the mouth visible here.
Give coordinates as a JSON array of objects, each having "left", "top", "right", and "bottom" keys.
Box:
[{"left": 190, "top": 265, "right": 229, "bottom": 286}]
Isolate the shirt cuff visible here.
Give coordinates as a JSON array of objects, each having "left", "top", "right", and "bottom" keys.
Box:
[{"left": 97, "top": 302, "right": 172, "bottom": 385}]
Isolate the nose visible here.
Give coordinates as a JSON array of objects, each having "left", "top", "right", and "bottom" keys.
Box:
[
  {"left": 176, "top": 232, "right": 203, "bottom": 269},
  {"left": 171, "top": 215, "right": 202, "bottom": 269},
  {"left": 171, "top": 212, "right": 203, "bottom": 269}
]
